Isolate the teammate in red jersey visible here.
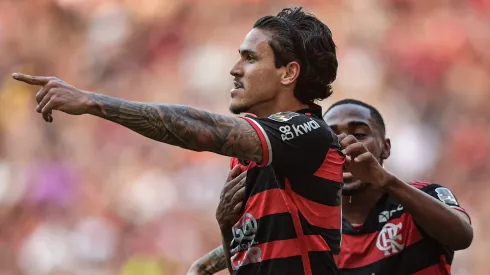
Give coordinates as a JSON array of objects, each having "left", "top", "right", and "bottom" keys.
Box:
[
  {"left": 188, "top": 99, "right": 472, "bottom": 275},
  {"left": 13, "top": 7, "right": 344, "bottom": 275},
  {"left": 325, "top": 99, "right": 472, "bottom": 274}
]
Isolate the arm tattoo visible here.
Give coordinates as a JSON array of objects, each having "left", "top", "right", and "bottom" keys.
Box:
[
  {"left": 195, "top": 246, "right": 227, "bottom": 274},
  {"left": 88, "top": 94, "right": 263, "bottom": 162}
]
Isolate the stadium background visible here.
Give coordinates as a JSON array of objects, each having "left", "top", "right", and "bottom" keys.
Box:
[{"left": 0, "top": 0, "right": 489, "bottom": 274}]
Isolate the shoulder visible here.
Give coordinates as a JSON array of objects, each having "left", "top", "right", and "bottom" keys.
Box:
[
  {"left": 255, "top": 112, "right": 336, "bottom": 141},
  {"left": 266, "top": 111, "right": 302, "bottom": 122},
  {"left": 266, "top": 111, "right": 327, "bottom": 126},
  {"left": 410, "top": 181, "right": 451, "bottom": 193},
  {"left": 409, "top": 181, "right": 433, "bottom": 190},
  {"left": 411, "top": 181, "right": 461, "bottom": 206}
]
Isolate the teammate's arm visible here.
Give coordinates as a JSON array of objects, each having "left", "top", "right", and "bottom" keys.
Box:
[
  {"left": 340, "top": 134, "right": 473, "bottom": 251},
  {"left": 381, "top": 177, "right": 472, "bottom": 250},
  {"left": 216, "top": 166, "right": 247, "bottom": 273},
  {"left": 187, "top": 246, "right": 226, "bottom": 275},
  {"left": 12, "top": 74, "right": 263, "bottom": 163}
]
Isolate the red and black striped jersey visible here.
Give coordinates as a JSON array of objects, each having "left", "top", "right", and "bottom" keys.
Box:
[
  {"left": 336, "top": 181, "right": 470, "bottom": 275},
  {"left": 228, "top": 106, "right": 344, "bottom": 275}
]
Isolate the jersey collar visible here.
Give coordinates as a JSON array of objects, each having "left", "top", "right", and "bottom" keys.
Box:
[
  {"left": 296, "top": 103, "right": 323, "bottom": 119},
  {"left": 342, "top": 192, "right": 394, "bottom": 234}
]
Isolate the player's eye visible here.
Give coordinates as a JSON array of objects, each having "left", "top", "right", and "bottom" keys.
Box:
[
  {"left": 247, "top": 54, "right": 256, "bottom": 62},
  {"left": 353, "top": 133, "right": 367, "bottom": 139}
]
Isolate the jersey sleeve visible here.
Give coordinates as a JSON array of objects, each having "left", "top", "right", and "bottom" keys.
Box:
[
  {"left": 240, "top": 112, "right": 343, "bottom": 175},
  {"left": 230, "top": 158, "right": 238, "bottom": 169},
  {"left": 420, "top": 183, "right": 471, "bottom": 223}
]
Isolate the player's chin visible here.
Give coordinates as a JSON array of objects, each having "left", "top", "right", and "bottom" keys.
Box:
[
  {"left": 229, "top": 99, "right": 250, "bottom": 115},
  {"left": 342, "top": 180, "right": 366, "bottom": 196}
]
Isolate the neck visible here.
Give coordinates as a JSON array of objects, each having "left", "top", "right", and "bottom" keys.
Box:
[
  {"left": 250, "top": 93, "right": 310, "bottom": 118},
  {"left": 342, "top": 189, "right": 385, "bottom": 225}
]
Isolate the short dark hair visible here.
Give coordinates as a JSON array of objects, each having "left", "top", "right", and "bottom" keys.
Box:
[
  {"left": 325, "top": 99, "right": 386, "bottom": 136},
  {"left": 253, "top": 7, "right": 338, "bottom": 104}
]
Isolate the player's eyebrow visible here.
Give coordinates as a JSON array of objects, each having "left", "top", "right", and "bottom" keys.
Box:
[
  {"left": 328, "top": 120, "right": 371, "bottom": 132},
  {"left": 347, "top": 121, "right": 370, "bottom": 128},
  {"left": 239, "top": 48, "right": 257, "bottom": 56}
]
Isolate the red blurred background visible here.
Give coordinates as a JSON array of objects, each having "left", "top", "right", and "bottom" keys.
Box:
[{"left": 0, "top": 0, "right": 489, "bottom": 274}]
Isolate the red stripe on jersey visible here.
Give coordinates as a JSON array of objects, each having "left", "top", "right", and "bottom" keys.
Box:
[
  {"left": 337, "top": 213, "right": 423, "bottom": 269},
  {"left": 241, "top": 117, "right": 270, "bottom": 167},
  {"left": 412, "top": 256, "right": 451, "bottom": 275},
  {"left": 231, "top": 235, "right": 330, "bottom": 268},
  {"left": 287, "top": 183, "right": 342, "bottom": 230},
  {"left": 450, "top": 206, "right": 471, "bottom": 224},
  {"left": 242, "top": 189, "right": 289, "bottom": 220},
  {"left": 410, "top": 181, "right": 431, "bottom": 189},
  {"left": 229, "top": 157, "right": 255, "bottom": 172},
  {"left": 313, "top": 148, "right": 344, "bottom": 182},
  {"left": 304, "top": 233, "right": 331, "bottom": 252},
  {"left": 285, "top": 179, "right": 312, "bottom": 275}
]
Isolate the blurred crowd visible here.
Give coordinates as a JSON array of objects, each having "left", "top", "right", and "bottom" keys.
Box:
[{"left": 0, "top": 0, "right": 489, "bottom": 274}]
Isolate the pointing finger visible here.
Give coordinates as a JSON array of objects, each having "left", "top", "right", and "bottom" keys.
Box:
[{"left": 12, "top": 73, "right": 53, "bottom": 86}]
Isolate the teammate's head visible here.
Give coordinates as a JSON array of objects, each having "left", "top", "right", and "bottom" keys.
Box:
[
  {"left": 229, "top": 7, "right": 338, "bottom": 116},
  {"left": 323, "top": 99, "right": 391, "bottom": 196}
]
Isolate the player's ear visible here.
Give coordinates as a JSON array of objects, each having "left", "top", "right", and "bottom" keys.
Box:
[
  {"left": 280, "top": 61, "right": 300, "bottom": 86},
  {"left": 381, "top": 138, "right": 391, "bottom": 160}
]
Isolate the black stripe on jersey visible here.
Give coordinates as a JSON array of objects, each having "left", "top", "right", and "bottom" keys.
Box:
[
  {"left": 299, "top": 212, "right": 341, "bottom": 254},
  {"left": 253, "top": 212, "right": 297, "bottom": 244},
  {"left": 340, "top": 238, "right": 450, "bottom": 275},
  {"left": 288, "top": 173, "right": 342, "bottom": 206},
  {"left": 343, "top": 194, "right": 400, "bottom": 235},
  {"left": 309, "top": 251, "right": 340, "bottom": 275},
  {"left": 234, "top": 255, "right": 304, "bottom": 275},
  {"left": 246, "top": 166, "right": 285, "bottom": 198}
]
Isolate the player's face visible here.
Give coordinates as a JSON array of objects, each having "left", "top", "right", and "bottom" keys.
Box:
[
  {"left": 324, "top": 104, "right": 390, "bottom": 196},
  {"left": 229, "top": 28, "right": 283, "bottom": 116}
]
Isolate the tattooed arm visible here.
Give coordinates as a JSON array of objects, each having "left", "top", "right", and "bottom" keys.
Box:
[
  {"left": 88, "top": 94, "right": 263, "bottom": 162},
  {"left": 187, "top": 246, "right": 227, "bottom": 275},
  {"left": 11, "top": 73, "right": 263, "bottom": 163}
]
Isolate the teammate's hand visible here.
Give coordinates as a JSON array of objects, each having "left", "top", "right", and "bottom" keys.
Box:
[
  {"left": 338, "top": 134, "right": 390, "bottom": 188},
  {"left": 216, "top": 165, "right": 247, "bottom": 230},
  {"left": 12, "top": 73, "right": 92, "bottom": 123}
]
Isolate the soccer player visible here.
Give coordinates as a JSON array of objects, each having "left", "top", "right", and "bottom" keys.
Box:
[
  {"left": 13, "top": 7, "right": 344, "bottom": 275},
  {"left": 189, "top": 99, "right": 473, "bottom": 275}
]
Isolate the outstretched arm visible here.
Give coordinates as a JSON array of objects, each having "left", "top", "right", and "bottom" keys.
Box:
[
  {"left": 89, "top": 93, "right": 262, "bottom": 162},
  {"left": 12, "top": 74, "right": 263, "bottom": 163},
  {"left": 187, "top": 246, "right": 227, "bottom": 275}
]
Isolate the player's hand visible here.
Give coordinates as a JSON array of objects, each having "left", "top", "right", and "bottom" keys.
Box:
[
  {"left": 12, "top": 73, "right": 93, "bottom": 123},
  {"left": 216, "top": 165, "right": 247, "bottom": 230},
  {"left": 338, "top": 134, "right": 390, "bottom": 188}
]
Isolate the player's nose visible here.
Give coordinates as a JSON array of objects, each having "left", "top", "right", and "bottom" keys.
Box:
[{"left": 229, "top": 60, "right": 244, "bottom": 77}]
